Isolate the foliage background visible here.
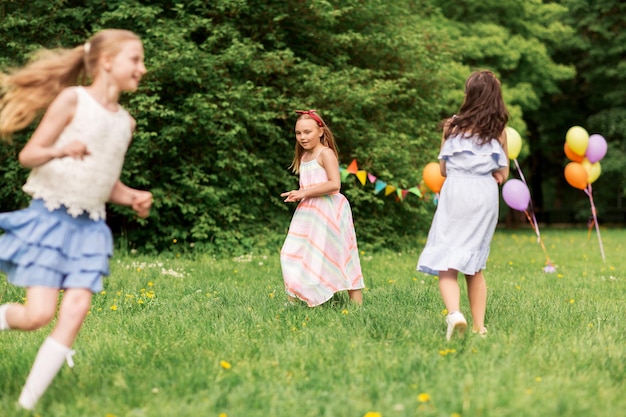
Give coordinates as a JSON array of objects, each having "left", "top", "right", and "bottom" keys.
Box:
[{"left": 1, "top": 0, "right": 624, "bottom": 252}]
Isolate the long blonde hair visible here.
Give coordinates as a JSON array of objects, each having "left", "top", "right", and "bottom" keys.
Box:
[
  {"left": 0, "top": 29, "right": 140, "bottom": 141},
  {"left": 290, "top": 112, "right": 339, "bottom": 174}
]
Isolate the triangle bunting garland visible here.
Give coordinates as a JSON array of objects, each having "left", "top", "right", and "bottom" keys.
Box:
[{"left": 339, "top": 158, "right": 434, "bottom": 203}]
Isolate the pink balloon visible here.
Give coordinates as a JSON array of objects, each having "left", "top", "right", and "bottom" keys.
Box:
[
  {"left": 585, "top": 134, "right": 607, "bottom": 163},
  {"left": 502, "top": 179, "right": 531, "bottom": 211}
]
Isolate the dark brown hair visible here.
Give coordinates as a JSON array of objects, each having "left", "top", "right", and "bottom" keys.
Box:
[{"left": 443, "top": 70, "right": 509, "bottom": 144}]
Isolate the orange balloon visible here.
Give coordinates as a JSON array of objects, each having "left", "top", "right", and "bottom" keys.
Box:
[
  {"left": 564, "top": 142, "right": 584, "bottom": 163},
  {"left": 564, "top": 162, "right": 588, "bottom": 190},
  {"left": 423, "top": 162, "right": 445, "bottom": 193}
]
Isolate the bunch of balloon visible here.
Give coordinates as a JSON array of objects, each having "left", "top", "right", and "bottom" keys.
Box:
[
  {"left": 564, "top": 126, "right": 607, "bottom": 262},
  {"left": 422, "top": 162, "right": 445, "bottom": 205},
  {"left": 504, "top": 127, "right": 555, "bottom": 272}
]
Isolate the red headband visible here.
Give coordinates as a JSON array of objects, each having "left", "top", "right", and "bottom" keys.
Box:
[{"left": 295, "top": 110, "right": 324, "bottom": 127}]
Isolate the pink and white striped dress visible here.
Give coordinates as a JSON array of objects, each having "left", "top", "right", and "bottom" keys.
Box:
[{"left": 280, "top": 155, "right": 364, "bottom": 307}]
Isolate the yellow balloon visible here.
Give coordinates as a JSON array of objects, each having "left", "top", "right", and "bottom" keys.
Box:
[
  {"left": 565, "top": 126, "right": 589, "bottom": 156},
  {"left": 582, "top": 159, "right": 602, "bottom": 184},
  {"left": 505, "top": 126, "right": 522, "bottom": 160}
]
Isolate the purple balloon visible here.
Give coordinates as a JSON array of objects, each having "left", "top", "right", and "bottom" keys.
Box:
[
  {"left": 502, "top": 179, "right": 531, "bottom": 211},
  {"left": 586, "top": 134, "right": 607, "bottom": 163}
]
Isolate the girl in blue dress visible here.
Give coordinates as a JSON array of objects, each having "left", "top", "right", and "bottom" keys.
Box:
[
  {"left": 417, "top": 70, "right": 509, "bottom": 340},
  {"left": 0, "top": 29, "right": 152, "bottom": 409}
]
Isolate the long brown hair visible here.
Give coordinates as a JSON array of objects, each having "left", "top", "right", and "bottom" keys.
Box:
[
  {"left": 0, "top": 29, "right": 140, "bottom": 141},
  {"left": 443, "top": 70, "right": 509, "bottom": 144},
  {"left": 289, "top": 112, "right": 339, "bottom": 174}
]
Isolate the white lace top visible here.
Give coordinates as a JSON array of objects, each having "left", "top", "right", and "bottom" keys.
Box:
[{"left": 23, "top": 87, "right": 133, "bottom": 220}]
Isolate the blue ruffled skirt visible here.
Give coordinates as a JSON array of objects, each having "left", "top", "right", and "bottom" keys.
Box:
[{"left": 0, "top": 199, "right": 112, "bottom": 293}]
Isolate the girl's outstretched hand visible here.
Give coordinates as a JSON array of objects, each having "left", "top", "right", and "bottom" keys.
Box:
[{"left": 132, "top": 190, "right": 153, "bottom": 218}]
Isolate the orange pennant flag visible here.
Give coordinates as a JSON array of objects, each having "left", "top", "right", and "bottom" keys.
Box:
[
  {"left": 356, "top": 170, "right": 367, "bottom": 185},
  {"left": 346, "top": 159, "right": 358, "bottom": 174},
  {"left": 384, "top": 185, "right": 396, "bottom": 196}
]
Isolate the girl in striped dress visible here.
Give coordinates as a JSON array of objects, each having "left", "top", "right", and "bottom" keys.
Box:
[{"left": 280, "top": 110, "right": 364, "bottom": 307}]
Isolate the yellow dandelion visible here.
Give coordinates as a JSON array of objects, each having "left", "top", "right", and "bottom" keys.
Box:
[
  {"left": 341, "top": 309, "right": 349, "bottom": 315},
  {"left": 220, "top": 360, "right": 231, "bottom": 369},
  {"left": 363, "top": 412, "right": 382, "bottom": 417},
  {"left": 219, "top": 414, "right": 227, "bottom": 417},
  {"left": 535, "top": 376, "right": 542, "bottom": 382},
  {"left": 417, "top": 393, "right": 431, "bottom": 403},
  {"left": 173, "top": 238, "right": 177, "bottom": 243},
  {"left": 441, "top": 309, "right": 448, "bottom": 316},
  {"left": 110, "top": 305, "right": 118, "bottom": 311},
  {"left": 569, "top": 299, "right": 575, "bottom": 304},
  {"left": 136, "top": 267, "right": 142, "bottom": 272},
  {"left": 105, "top": 414, "right": 117, "bottom": 417},
  {"left": 138, "top": 299, "right": 144, "bottom": 305},
  {"left": 148, "top": 281, "right": 154, "bottom": 287},
  {"left": 451, "top": 413, "right": 462, "bottom": 417},
  {"left": 269, "top": 292, "right": 275, "bottom": 298},
  {"left": 100, "top": 290, "right": 107, "bottom": 295}
]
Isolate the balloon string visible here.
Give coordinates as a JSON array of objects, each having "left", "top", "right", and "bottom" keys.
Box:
[
  {"left": 514, "top": 159, "right": 540, "bottom": 240},
  {"left": 584, "top": 184, "right": 606, "bottom": 263},
  {"left": 587, "top": 217, "right": 594, "bottom": 240},
  {"left": 514, "top": 159, "right": 527, "bottom": 183},
  {"left": 523, "top": 210, "right": 553, "bottom": 267}
]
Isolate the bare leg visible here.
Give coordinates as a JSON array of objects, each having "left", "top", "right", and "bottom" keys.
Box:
[
  {"left": 50, "top": 288, "right": 92, "bottom": 346},
  {"left": 439, "top": 269, "right": 468, "bottom": 340},
  {"left": 348, "top": 289, "right": 363, "bottom": 305},
  {"left": 4, "top": 287, "right": 59, "bottom": 330},
  {"left": 438, "top": 269, "right": 460, "bottom": 312},
  {"left": 18, "top": 288, "right": 92, "bottom": 409},
  {"left": 465, "top": 271, "right": 487, "bottom": 332}
]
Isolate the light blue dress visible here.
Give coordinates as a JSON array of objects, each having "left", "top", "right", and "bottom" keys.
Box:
[{"left": 417, "top": 134, "right": 508, "bottom": 276}]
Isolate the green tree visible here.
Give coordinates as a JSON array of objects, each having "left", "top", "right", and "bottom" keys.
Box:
[
  {"left": 0, "top": 0, "right": 457, "bottom": 252},
  {"left": 540, "top": 0, "right": 626, "bottom": 221},
  {"left": 432, "top": 0, "right": 579, "bottom": 220}
]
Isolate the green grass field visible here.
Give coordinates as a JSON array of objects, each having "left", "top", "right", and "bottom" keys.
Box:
[{"left": 1, "top": 228, "right": 624, "bottom": 417}]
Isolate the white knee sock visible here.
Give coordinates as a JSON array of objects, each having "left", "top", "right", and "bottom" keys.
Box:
[
  {"left": 18, "top": 337, "right": 75, "bottom": 410},
  {"left": 0, "top": 304, "right": 11, "bottom": 330}
]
